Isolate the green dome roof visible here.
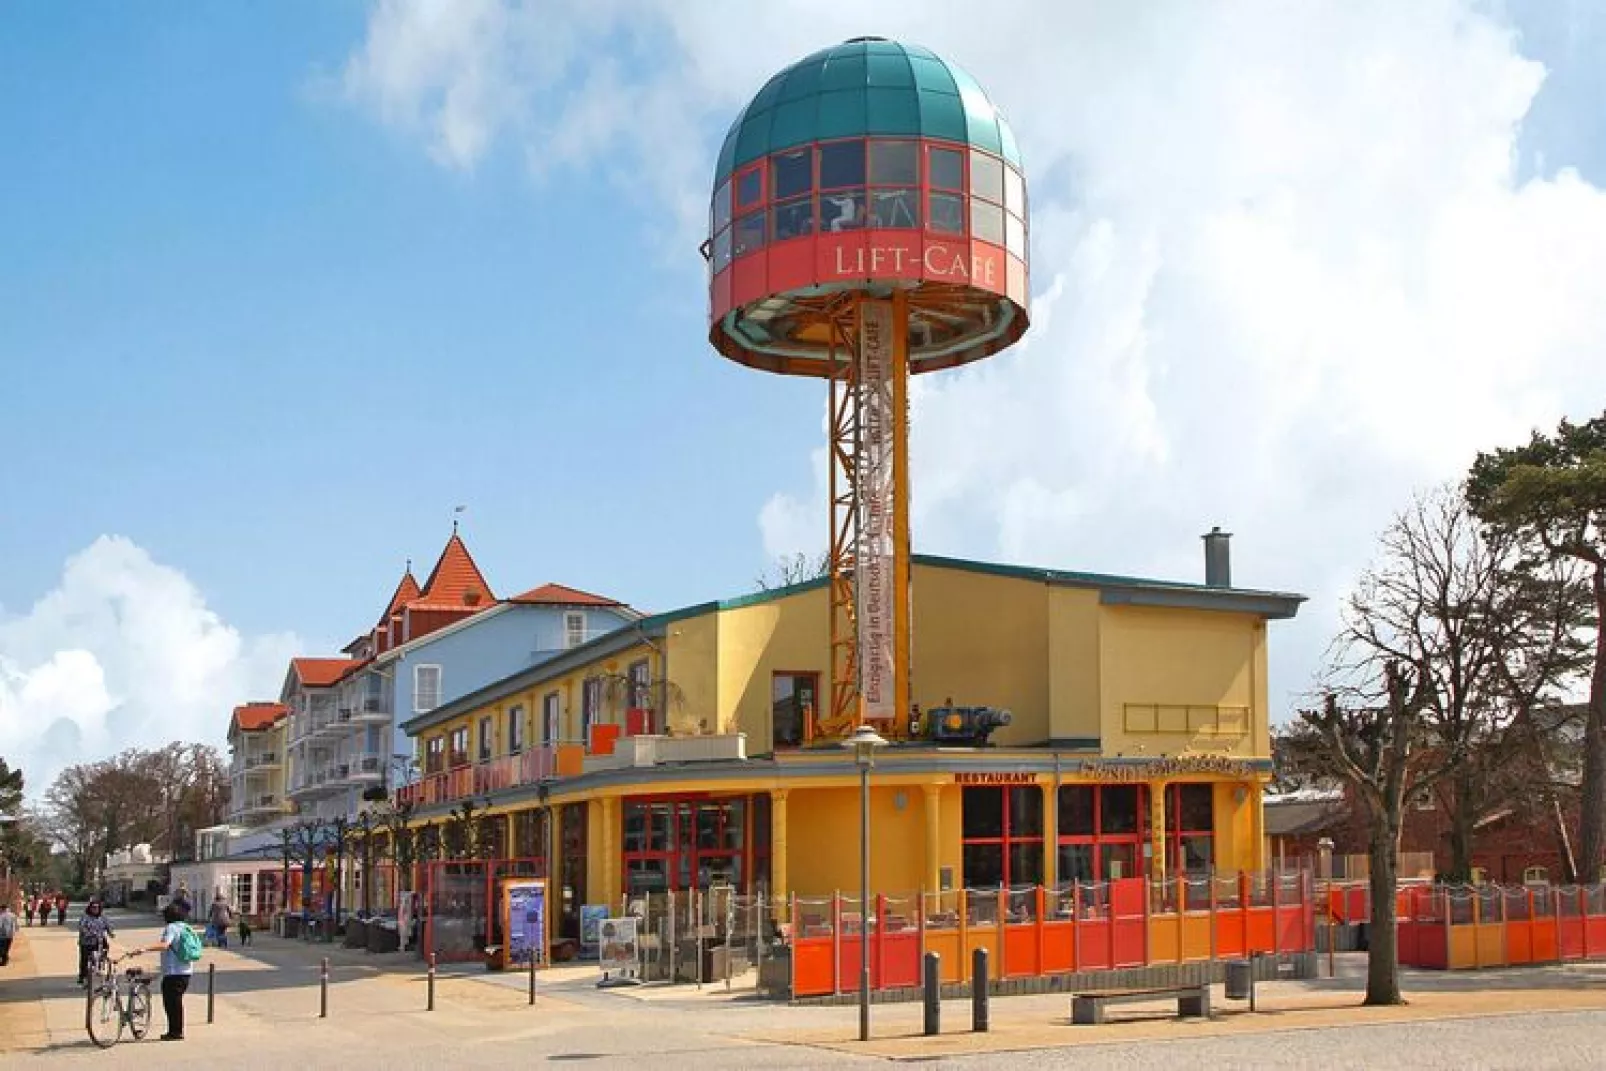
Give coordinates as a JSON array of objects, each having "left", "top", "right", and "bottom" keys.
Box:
[{"left": 715, "top": 38, "right": 1022, "bottom": 180}]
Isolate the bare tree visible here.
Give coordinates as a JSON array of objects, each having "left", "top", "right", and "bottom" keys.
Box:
[{"left": 755, "top": 551, "right": 831, "bottom": 592}]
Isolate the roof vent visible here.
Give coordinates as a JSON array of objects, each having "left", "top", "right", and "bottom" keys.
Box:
[{"left": 1202, "top": 527, "right": 1232, "bottom": 588}]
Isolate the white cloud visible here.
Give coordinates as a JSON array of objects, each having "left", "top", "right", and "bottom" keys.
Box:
[
  {"left": 0, "top": 537, "right": 300, "bottom": 800},
  {"left": 337, "top": 1, "right": 1606, "bottom": 715}
]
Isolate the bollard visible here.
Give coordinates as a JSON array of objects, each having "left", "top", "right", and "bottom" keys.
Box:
[
  {"left": 427, "top": 953, "right": 437, "bottom": 1012},
  {"left": 207, "top": 963, "right": 216, "bottom": 1025},
  {"left": 971, "top": 948, "right": 989, "bottom": 1033},
  {"left": 922, "top": 952, "right": 941, "bottom": 1036},
  {"left": 528, "top": 949, "right": 536, "bottom": 1006},
  {"left": 319, "top": 957, "right": 329, "bottom": 1019}
]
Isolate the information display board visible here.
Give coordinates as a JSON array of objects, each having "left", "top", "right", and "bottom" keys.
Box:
[{"left": 502, "top": 879, "right": 546, "bottom": 968}]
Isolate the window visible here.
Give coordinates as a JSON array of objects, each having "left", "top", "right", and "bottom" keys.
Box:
[
  {"left": 413, "top": 665, "right": 441, "bottom": 713},
  {"left": 425, "top": 735, "right": 446, "bottom": 774},
  {"left": 929, "top": 146, "right": 964, "bottom": 191},
  {"left": 820, "top": 190, "right": 864, "bottom": 233},
  {"left": 820, "top": 139, "right": 865, "bottom": 189},
  {"left": 581, "top": 678, "right": 602, "bottom": 743},
  {"left": 929, "top": 192, "right": 965, "bottom": 235},
  {"left": 564, "top": 612, "right": 586, "bottom": 650},
  {"left": 735, "top": 167, "right": 763, "bottom": 209},
  {"left": 961, "top": 786, "right": 1044, "bottom": 889},
  {"left": 448, "top": 726, "right": 469, "bottom": 768},
  {"left": 560, "top": 802, "right": 589, "bottom": 939},
  {"left": 1005, "top": 212, "right": 1027, "bottom": 258},
  {"left": 1056, "top": 784, "right": 1147, "bottom": 883},
  {"left": 711, "top": 178, "right": 732, "bottom": 234},
  {"left": 622, "top": 795, "right": 754, "bottom": 896},
  {"left": 869, "top": 140, "right": 918, "bottom": 185},
  {"left": 1004, "top": 165, "right": 1026, "bottom": 216},
  {"left": 969, "top": 150, "right": 1004, "bottom": 203},
  {"left": 1164, "top": 783, "right": 1215, "bottom": 874},
  {"left": 733, "top": 212, "right": 765, "bottom": 256},
  {"left": 478, "top": 716, "right": 493, "bottom": 762},
  {"left": 869, "top": 188, "right": 919, "bottom": 228},
  {"left": 712, "top": 226, "right": 732, "bottom": 272},
  {"left": 627, "top": 660, "right": 651, "bottom": 709},
  {"left": 970, "top": 199, "right": 1005, "bottom": 245},
  {"left": 772, "top": 197, "right": 813, "bottom": 242},
  {"left": 770, "top": 672, "right": 817, "bottom": 749},
  {"left": 770, "top": 148, "right": 812, "bottom": 200},
  {"left": 542, "top": 692, "right": 560, "bottom": 744},
  {"left": 507, "top": 704, "right": 525, "bottom": 754}
]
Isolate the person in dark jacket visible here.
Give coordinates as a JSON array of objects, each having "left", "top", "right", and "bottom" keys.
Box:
[
  {"left": 55, "top": 893, "right": 67, "bottom": 926},
  {"left": 77, "top": 900, "right": 116, "bottom": 985},
  {"left": 170, "top": 885, "right": 193, "bottom": 921}
]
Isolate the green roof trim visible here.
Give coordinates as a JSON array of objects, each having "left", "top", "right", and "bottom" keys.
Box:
[
  {"left": 715, "top": 37, "right": 1023, "bottom": 181},
  {"left": 399, "top": 555, "right": 1303, "bottom": 737}
]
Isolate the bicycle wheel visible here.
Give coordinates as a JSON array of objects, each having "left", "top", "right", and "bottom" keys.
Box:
[
  {"left": 126, "top": 982, "right": 152, "bottom": 1040},
  {"left": 85, "top": 985, "right": 122, "bottom": 1049}
]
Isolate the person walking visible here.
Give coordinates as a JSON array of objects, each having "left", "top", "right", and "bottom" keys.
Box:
[
  {"left": 144, "top": 903, "right": 195, "bottom": 1041},
  {"left": 0, "top": 902, "right": 16, "bottom": 966},
  {"left": 55, "top": 893, "right": 67, "bottom": 926},
  {"left": 208, "top": 894, "right": 233, "bottom": 949},
  {"left": 76, "top": 899, "right": 115, "bottom": 985},
  {"left": 170, "top": 883, "right": 194, "bottom": 921}
]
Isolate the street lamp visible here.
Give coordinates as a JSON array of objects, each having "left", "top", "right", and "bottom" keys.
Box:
[
  {"left": 840, "top": 724, "right": 888, "bottom": 1042},
  {"left": 1317, "top": 836, "right": 1336, "bottom": 978}
]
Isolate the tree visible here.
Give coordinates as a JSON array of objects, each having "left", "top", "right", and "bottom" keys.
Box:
[
  {"left": 755, "top": 550, "right": 830, "bottom": 592},
  {"left": 1468, "top": 412, "right": 1606, "bottom": 879},
  {"left": 1285, "top": 665, "right": 1444, "bottom": 1006}
]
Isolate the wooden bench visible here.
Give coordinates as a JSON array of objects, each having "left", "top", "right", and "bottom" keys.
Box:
[{"left": 1071, "top": 984, "right": 1211, "bottom": 1025}]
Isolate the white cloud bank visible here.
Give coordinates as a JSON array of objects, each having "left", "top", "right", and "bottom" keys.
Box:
[
  {"left": 338, "top": 1, "right": 1606, "bottom": 714},
  {"left": 0, "top": 537, "right": 300, "bottom": 800}
]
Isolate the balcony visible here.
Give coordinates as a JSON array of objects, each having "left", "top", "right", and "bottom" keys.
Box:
[
  {"left": 330, "top": 754, "right": 385, "bottom": 787},
  {"left": 352, "top": 695, "right": 390, "bottom": 725},
  {"left": 585, "top": 733, "right": 748, "bottom": 772},
  {"left": 396, "top": 745, "right": 562, "bottom": 809},
  {"left": 244, "top": 751, "right": 281, "bottom": 771}
]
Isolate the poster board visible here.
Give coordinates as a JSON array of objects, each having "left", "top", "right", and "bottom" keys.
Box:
[
  {"left": 502, "top": 878, "right": 546, "bottom": 968},
  {"left": 580, "top": 904, "right": 609, "bottom": 957},
  {"left": 597, "top": 916, "right": 641, "bottom": 986}
]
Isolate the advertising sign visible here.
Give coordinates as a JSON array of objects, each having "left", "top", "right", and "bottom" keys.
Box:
[
  {"left": 856, "top": 298, "right": 896, "bottom": 721},
  {"left": 597, "top": 917, "right": 640, "bottom": 982},
  {"left": 503, "top": 879, "right": 546, "bottom": 968},
  {"left": 580, "top": 904, "right": 609, "bottom": 956}
]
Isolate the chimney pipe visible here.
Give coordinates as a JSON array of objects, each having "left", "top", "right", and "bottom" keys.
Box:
[{"left": 1202, "top": 527, "right": 1232, "bottom": 588}]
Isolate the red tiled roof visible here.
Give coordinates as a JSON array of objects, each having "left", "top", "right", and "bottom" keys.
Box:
[
  {"left": 378, "top": 569, "right": 422, "bottom": 627},
  {"left": 416, "top": 532, "right": 494, "bottom": 609},
  {"left": 507, "top": 582, "right": 624, "bottom": 608},
  {"left": 292, "top": 657, "right": 359, "bottom": 688},
  {"left": 232, "top": 702, "right": 287, "bottom": 733},
  {"left": 337, "top": 657, "right": 373, "bottom": 682}
]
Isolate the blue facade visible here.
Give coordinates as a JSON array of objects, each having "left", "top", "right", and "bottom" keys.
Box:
[{"left": 384, "top": 603, "right": 635, "bottom": 759}]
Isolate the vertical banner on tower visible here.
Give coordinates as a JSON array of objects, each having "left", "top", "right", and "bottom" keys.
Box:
[{"left": 857, "top": 300, "right": 896, "bottom": 721}]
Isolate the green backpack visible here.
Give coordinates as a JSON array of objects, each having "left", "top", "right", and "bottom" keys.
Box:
[{"left": 173, "top": 924, "right": 204, "bottom": 963}]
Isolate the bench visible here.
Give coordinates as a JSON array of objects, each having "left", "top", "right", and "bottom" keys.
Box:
[{"left": 1071, "top": 984, "right": 1211, "bottom": 1025}]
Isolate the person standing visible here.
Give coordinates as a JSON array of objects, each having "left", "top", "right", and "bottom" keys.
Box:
[
  {"left": 144, "top": 903, "right": 193, "bottom": 1041},
  {"left": 170, "top": 884, "right": 193, "bottom": 921},
  {"left": 76, "top": 899, "right": 115, "bottom": 985},
  {"left": 55, "top": 893, "right": 67, "bottom": 926},
  {"left": 208, "top": 894, "right": 233, "bottom": 950},
  {"left": 0, "top": 902, "right": 16, "bottom": 966}
]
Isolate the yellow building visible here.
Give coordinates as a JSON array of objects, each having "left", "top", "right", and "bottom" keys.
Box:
[
  {"left": 227, "top": 701, "right": 290, "bottom": 826},
  {"left": 397, "top": 541, "right": 1302, "bottom": 942}
]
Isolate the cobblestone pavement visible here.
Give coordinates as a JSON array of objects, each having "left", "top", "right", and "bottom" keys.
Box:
[{"left": 4, "top": 911, "right": 1606, "bottom": 1068}]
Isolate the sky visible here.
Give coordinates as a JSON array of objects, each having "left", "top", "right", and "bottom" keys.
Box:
[{"left": 4, "top": 0, "right": 1606, "bottom": 799}]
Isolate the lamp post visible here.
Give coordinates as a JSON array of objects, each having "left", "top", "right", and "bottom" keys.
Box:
[
  {"left": 1317, "top": 836, "right": 1335, "bottom": 978},
  {"left": 840, "top": 724, "right": 888, "bottom": 1042}
]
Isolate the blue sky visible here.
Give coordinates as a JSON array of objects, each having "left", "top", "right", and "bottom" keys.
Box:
[{"left": 4, "top": 1, "right": 1606, "bottom": 790}]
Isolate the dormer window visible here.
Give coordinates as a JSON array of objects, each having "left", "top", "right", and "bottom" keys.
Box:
[{"left": 565, "top": 612, "right": 587, "bottom": 650}]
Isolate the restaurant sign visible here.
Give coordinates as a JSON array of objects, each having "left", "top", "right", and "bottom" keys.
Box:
[{"left": 1077, "top": 755, "right": 1257, "bottom": 782}]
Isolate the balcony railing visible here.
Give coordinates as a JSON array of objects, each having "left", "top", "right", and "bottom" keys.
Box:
[{"left": 396, "top": 746, "right": 559, "bottom": 809}]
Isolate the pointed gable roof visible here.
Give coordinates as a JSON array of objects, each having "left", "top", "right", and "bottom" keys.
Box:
[
  {"left": 379, "top": 568, "right": 422, "bottom": 625},
  {"left": 291, "top": 657, "right": 359, "bottom": 688},
  {"left": 412, "top": 531, "right": 494, "bottom": 610},
  {"left": 508, "top": 582, "right": 625, "bottom": 608},
  {"left": 231, "top": 701, "right": 288, "bottom": 734}
]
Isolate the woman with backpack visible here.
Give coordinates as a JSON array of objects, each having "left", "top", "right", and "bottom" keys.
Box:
[{"left": 142, "top": 902, "right": 199, "bottom": 1041}]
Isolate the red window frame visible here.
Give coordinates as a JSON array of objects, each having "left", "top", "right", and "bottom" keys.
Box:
[
  {"left": 925, "top": 140, "right": 969, "bottom": 237},
  {"left": 960, "top": 785, "right": 1045, "bottom": 890},
  {"left": 1055, "top": 784, "right": 1149, "bottom": 883},
  {"left": 1164, "top": 783, "right": 1215, "bottom": 875},
  {"left": 621, "top": 793, "right": 757, "bottom": 895}
]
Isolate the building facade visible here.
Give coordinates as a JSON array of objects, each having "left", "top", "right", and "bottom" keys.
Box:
[
  {"left": 397, "top": 544, "right": 1303, "bottom": 943},
  {"left": 226, "top": 702, "right": 290, "bottom": 827}
]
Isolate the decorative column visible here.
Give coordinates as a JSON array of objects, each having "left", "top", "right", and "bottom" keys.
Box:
[
  {"left": 1148, "top": 782, "right": 1167, "bottom": 881},
  {"left": 599, "top": 796, "right": 620, "bottom": 910},
  {"left": 923, "top": 784, "right": 942, "bottom": 897},
  {"left": 771, "top": 790, "right": 790, "bottom": 908},
  {"left": 1042, "top": 779, "right": 1058, "bottom": 889}
]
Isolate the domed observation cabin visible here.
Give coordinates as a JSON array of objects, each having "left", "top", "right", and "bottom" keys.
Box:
[
  {"left": 705, "top": 39, "right": 1031, "bottom": 743},
  {"left": 706, "top": 37, "right": 1029, "bottom": 376}
]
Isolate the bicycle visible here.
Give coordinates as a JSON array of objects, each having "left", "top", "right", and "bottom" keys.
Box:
[{"left": 85, "top": 951, "right": 152, "bottom": 1048}]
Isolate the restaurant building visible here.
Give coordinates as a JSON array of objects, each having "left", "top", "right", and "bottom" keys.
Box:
[{"left": 396, "top": 535, "right": 1303, "bottom": 944}]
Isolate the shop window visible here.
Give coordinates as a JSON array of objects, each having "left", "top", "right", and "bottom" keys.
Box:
[
  {"left": 1165, "top": 783, "right": 1215, "bottom": 874},
  {"left": 771, "top": 148, "right": 813, "bottom": 200},
  {"left": 560, "top": 802, "right": 588, "bottom": 940},
  {"left": 1004, "top": 165, "right": 1026, "bottom": 216},
  {"left": 770, "top": 672, "right": 817, "bottom": 749},
  {"left": 736, "top": 166, "right": 763, "bottom": 209},
  {"left": 1057, "top": 784, "right": 1147, "bottom": 883},
  {"left": 820, "top": 139, "right": 866, "bottom": 190},
  {"left": 869, "top": 188, "right": 919, "bottom": 228},
  {"left": 733, "top": 212, "right": 766, "bottom": 257},
  {"left": 512, "top": 809, "right": 546, "bottom": 860},
  {"left": 929, "top": 146, "right": 964, "bottom": 191},
  {"left": 772, "top": 197, "right": 814, "bottom": 242},
  {"left": 712, "top": 178, "right": 732, "bottom": 235},
  {"left": 1006, "top": 213, "right": 1026, "bottom": 258},
  {"left": 970, "top": 199, "right": 1005, "bottom": 245},
  {"left": 961, "top": 786, "right": 1044, "bottom": 889},
  {"left": 869, "top": 140, "right": 918, "bottom": 185},
  {"left": 477, "top": 716, "right": 493, "bottom": 762},
  {"left": 821, "top": 190, "right": 865, "bottom": 233},
  {"left": 929, "top": 191, "right": 965, "bottom": 236},
  {"left": 969, "top": 150, "right": 1004, "bottom": 203},
  {"left": 622, "top": 795, "right": 754, "bottom": 896}
]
